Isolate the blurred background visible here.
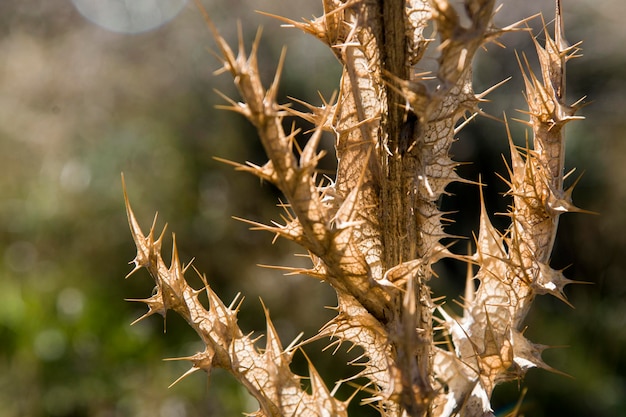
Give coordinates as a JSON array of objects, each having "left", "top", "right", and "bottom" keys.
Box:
[{"left": 0, "top": 1, "right": 624, "bottom": 416}]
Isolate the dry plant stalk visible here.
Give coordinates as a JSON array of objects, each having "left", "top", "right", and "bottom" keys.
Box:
[{"left": 123, "top": 0, "right": 588, "bottom": 415}]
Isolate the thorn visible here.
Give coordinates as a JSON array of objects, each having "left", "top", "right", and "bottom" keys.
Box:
[
  {"left": 126, "top": 292, "right": 167, "bottom": 327},
  {"left": 533, "top": 263, "right": 592, "bottom": 308},
  {"left": 463, "top": 241, "right": 476, "bottom": 306},
  {"left": 475, "top": 77, "right": 511, "bottom": 100},
  {"left": 265, "top": 46, "right": 287, "bottom": 105},
  {"left": 454, "top": 112, "right": 478, "bottom": 134},
  {"left": 228, "top": 292, "right": 244, "bottom": 312},
  {"left": 168, "top": 366, "right": 201, "bottom": 389},
  {"left": 192, "top": 0, "right": 237, "bottom": 76},
  {"left": 213, "top": 89, "right": 251, "bottom": 117}
]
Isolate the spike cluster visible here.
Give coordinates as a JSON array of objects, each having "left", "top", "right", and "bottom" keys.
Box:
[
  {"left": 123, "top": 180, "right": 348, "bottom": 416},
  {"left": 123, "top": 1, "right": 588, "bottom": 416},
  {"left": 431, "top": 2, "right": 587, "bottom": 416}
]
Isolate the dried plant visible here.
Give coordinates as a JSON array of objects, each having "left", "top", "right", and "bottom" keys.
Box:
[{"left": 123, "top": 0, "right": 588, "bottom": 415}]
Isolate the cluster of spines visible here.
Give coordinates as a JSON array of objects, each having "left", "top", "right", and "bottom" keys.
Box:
[
  {"left": 431, "top": 3, "right": 589, "bottom": 416},
  {"left": 123, "top": 1, "right": 588, "bottom": 416},
  {"left": 123, "top": 176, "right": 351, "bottom": 417}
]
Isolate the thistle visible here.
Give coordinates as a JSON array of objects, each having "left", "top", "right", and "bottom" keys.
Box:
[{"left": 123, "top": 0, "right": 588, "bottom": 415}]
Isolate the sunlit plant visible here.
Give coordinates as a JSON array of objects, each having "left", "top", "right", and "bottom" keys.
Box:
[{"left": 123, "top": 0, "right": 588, "bottom": 415}]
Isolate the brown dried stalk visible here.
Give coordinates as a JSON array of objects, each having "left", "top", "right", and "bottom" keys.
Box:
[{"left": 123, "top": 1, "right": 588, "bottom": 416}]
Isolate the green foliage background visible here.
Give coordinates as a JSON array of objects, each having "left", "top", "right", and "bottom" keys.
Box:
[{"left": 0, "top": 1, "right": 624, "bottom": 416}]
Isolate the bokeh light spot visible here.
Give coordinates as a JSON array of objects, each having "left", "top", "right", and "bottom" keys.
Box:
[
  {"left": 60, "top": 159, "right": 92, "bottom": 193},
  {"left": 34, "top": 328, "right": 67, "bottom": 361},
  {"left": 71, "top": 0, "right": 188, "bottom": 34},
  {"left": 57, "top": 287, "right": 85, "bottom": 320}
]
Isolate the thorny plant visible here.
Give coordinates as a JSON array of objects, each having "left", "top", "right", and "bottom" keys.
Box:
[{"left": 123, "top": 0, "right": 590, "bottom": 416}]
